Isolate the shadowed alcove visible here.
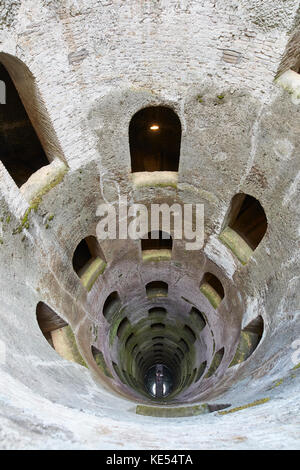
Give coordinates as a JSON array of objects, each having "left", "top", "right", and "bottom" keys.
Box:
[
  {"left": 0, "top": 62, "right": 49, "bottom": 187},
  {"left": 129, "top": 106, "right": 181, "bottom": 172}
]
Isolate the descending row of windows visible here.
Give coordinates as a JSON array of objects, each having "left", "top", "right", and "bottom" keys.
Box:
[
  {"left": 73, "top": 193, "right": 268, "bottom": 285},
  {"left": 139, "top": 194, "right": 268, "bottom": 263},
  {"left": 36, "top": 297, "right": 264, "bottom": 386}
]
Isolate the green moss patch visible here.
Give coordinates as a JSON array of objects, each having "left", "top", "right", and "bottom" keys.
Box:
[
  {"left": 93, "top": 350, "right": 113, "bottom": 378},
  {"left": 136, "top": 403, "right": 210, "bottom": 418},
  {"left": 218, "top": 398, "right": 270, "bottom": 415},
  {"left": 229, "top": 331, "right": 260, "bottom": 367},
  {"left": 80, "top": 257, "right": 107, "bottom": 291},
  {"left": 219, "top": 226, "right": 253, "bottom": 265},
  {"left": 13, "top": 165, "right": 68, "bottom": 235},
  {"left": 142, "top": 249, "right": 172, "bottom": 262},
  {"left": 200, "top": 283, "right": 222, "bottom": 309},
  {"left": 205, "top": 348, "right": 224, "bottom": 378}
]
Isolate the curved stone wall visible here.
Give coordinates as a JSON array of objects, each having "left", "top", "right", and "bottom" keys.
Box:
[{"left": 0, "top": 0, "right": 299, "bottom": 450}]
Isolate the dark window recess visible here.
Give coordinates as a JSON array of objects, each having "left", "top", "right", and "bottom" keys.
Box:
[
  {"left": 152, "top": 336, "right": 164, "bottom": 341},
  {"left": 176, "top": 347, "right": 184, "bottom": 360},
  {"left": 205, "top": 347, "right": 224, "bottom": 378},
  {"left": 72, "top": 236, "right": 105, "bottom": 276},
  {"left": 150, "top": 323, "right": 166, "bottom": 330},
  {"left": 36, "top": 301, "right": 67, "bottom": 337},
  {"left": 141, "top": 231, "right": 172, "bottom": 251},
  {"left": 112, "top": 362, "right": 123, "bottom": 382},
  {"left": 117, "top": 317, "right": 130, "bottom": 339},
  {"left": 229, "top": 316, "right": 264, "bottom": 367},
  {"left": 146, "top": 281, "right": 168, "bottom": 297},
  {"left": 201, "top": 272, "right": 224, "bottom": 299},
  {"left": 179, "top": 338, "right": 189, "bottom": 354},
  {"left": 149, "top": 307, "right": 167, "bottom": 317},
  {"left": 103, "top": 291, "right": 121, "bottom": 322},
  {"left": 195, "top": 361, "right": 207, "bottom": 382},
  {"left": 225, "top": 194, "right": 267, "bottom": 250},
  {"left": 91, "top": 346, "right": 112, "bottom": 378},
  {"left": 183, "top": 325, "right": 196, "bottom": 343},
  {"left": 0, "top": 62, "right": 49, "bottom": 187},
  {"left": 244, "top": 315, "right": 264, "bottom": 336},
  {"left": 190, "top": 307, "right": 206, "bottom": 331},
  {"left": 129, "top": 106, "right": 181, "bottom": 172},
  {"left": 125, "top": 332, "right": 134, "bottom": 348}
]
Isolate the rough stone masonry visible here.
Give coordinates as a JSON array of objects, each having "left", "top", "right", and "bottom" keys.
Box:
[{"left": 0, "top": 0, "right": 299, "bottom": 450}]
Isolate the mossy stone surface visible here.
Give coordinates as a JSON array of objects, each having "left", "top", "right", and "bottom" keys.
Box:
[
  {"left": 80, "top": 257, "right": 106, "bottom": 291},
  {"left": 142, "top": 249, "right": 172, "bottom": 262},
  {"left": 200, "top": 283, "right": 222, "bottom": 309},
  {"left": 219, "top": 226, "right": 253, "bottom": 265},
  {"left": 136, "top": 403, "right": 210, "bottom": 417}
]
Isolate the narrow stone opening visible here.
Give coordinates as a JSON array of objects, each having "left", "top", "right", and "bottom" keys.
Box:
[
  {"left": 129, "top": 106, "right": 181, "bottom": 172},
  {"left": 227, "top": 194, "right": 267, "bottom": 250},
  {"left": 220, "top": 193, "right": 267, "bottom": 263},
  {"left": 200, "top": 272, "right": 224, "bottom": 308},
  {"left": 141, "top": 230, "right": 172, "bottom": 251},
  {"left": 91, "top": 346, "right": 112, "bottom": 378},
  {"left": 72, "top": 235, "right": 105, "bottom": 276},
  {"left": 230, "top": 316, "right": 264, "bottom": 367},
  {"left": 205, "top": 347, "right": 225, "bottom": 378},
  {"left": 117, "top": 317, "right": 130, "bottom": 339},
  {"left": 103, "top": 291, "right": 121, "bottom": 322},
  {"left": 36, "top": 302, "right": 85, "bottom": 366},
  {"left": 183, "top": 325, "right": 196, "bottom": 343},
  {"left": 36, "top": 301, "right": 67, "bottom": 346},
  {"left": 0, "top": 62, "right": 49, "bottom": 187},
  {"left": 146, "top": 281, "right": 168, "bottom": 298},
  {"left": 149, "top": 307, "right": 167, "bottom": 317},
  {"left": 150, "top": 322, "right": 166, "bottom": 330},
  {"left": 190, "top": 307, "right": 206, "bottom": 331},
  {"left": 195, "top": 361, "right": 207, "bottom": 382}
]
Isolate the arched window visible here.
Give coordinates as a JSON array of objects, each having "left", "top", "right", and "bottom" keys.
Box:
[
  {"left": 103, "top": 291, "right": 121, "bottom": 322},
  {"left": 200, "top": 273, "right": 224, "bottom": 309},
  {"left": 129, "top": 106, "right": 181, "bottom": 172},
  {"left": 220, "top": 193, "right": 267, "bottom": 264},
  {"left": 0, "top": 61, "right": 49, "bottom": 187},
  {"left": 72, "top": 236, "right": 106, "bottom": 289},
  {"left": 117, "top": 317, "right": 130, "bottom": 339},
  {"left": 36, "top": 301, "right": 67, "bottom": 344},
  {"left": 183, "top": 325, "right": 196, "bottom": 343},
  {"left": 190, "top": 307, "right": 206, "bottom": 332},
  {"left": 146, "top": 281, "right": 168, "bottom": 298},
  {"left": 91, "top": 345, "right": 112, "bottom": 378},
  {"left": 148, "top": 307, "right": 167, "bottom": 318},
  {"left": 229, "top": 316, "right": 264, "bottom": 367},
  {"left": 195, "top": 361, "right": 207, "bottom": 382},
  {"left": 205, "top": 347, "right": 224, "bottom": 378},
  {"left": 36, "top": 302, "right": 86, "bottom": 366},
  {"left": 141, "top": 230, "right": 172, "bottom": 251}
]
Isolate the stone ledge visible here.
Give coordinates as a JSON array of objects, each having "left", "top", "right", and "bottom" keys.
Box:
[
  {"left": 142, "top": 249, "right": 172, "bottom": 262},
  {"left": 80, "top": 257, "right": 107, "bottom": 291},
  {"left": 131, "top": 171, "right": 178, "bottom": 188},
  {"left": 200, "top": 282, "right": 222, "bottom": 309},
  {"left": 219, "top": 226, "right": 253, "bottom": 265}
]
